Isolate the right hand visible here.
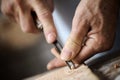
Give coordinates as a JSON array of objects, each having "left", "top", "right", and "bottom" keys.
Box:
[
  {"left": 47, "top": 0, "right": 119, "bottom": 70},
  {"left": 1, "top": 0, "right": 57, "bottom": 44}
]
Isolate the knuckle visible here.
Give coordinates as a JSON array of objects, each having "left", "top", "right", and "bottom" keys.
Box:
[
  {"left": 22, "top": 27, "right": 33, "bottom": 33},
  {"left": 38, "top": 9, "right": 51, "bottom": 18},
  {"left": 14, "top": 0, "right": 21, "bottom": 6},
  {"left": 34, "top": 0, "right": 42, "bottom": 2},
  {"left": 21, "top": 25, "right": 34, "bottom": 33},
  {"left": 93, "top": 36, "right": 113, "bottom": 52},
  {"left": 92, "top": 36, "right": 104, "bottom": 51},
  {"left": 1, "top": 2, "right": 13, "bottom": 16},
  {"left": 72, "top": 20, "right": 88, "bottom": 38},
  {"left": 68, "top": 38, "right": 81, "bottom": 48},
  {"left": 66, "top": 37, "right": 81, "bottom": 53}
]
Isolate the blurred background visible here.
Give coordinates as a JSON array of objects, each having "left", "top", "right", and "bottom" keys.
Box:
[
  {"left": 0, "top": 14, "right": 54, "bottom": 80},
  {"left": 0, "top": 0, "right": 119, "bottom": 80}
]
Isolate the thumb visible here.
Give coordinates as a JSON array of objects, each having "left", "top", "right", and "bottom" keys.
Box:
[{"left": 61, "top": 20, "right": 89, "bottom": 61}]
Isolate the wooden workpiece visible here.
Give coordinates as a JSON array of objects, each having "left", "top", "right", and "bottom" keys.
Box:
[{"left": 26, "top": 64, "right": 99, "bottom": 80}]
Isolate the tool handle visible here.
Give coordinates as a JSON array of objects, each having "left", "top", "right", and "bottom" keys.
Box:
[{"left": 53, "top": 40, "right": 63, "bottom": 53}]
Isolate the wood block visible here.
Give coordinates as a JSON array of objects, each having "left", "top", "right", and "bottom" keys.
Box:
[{"left": 25, "top": 64, "right": 99, "bottom": 80}]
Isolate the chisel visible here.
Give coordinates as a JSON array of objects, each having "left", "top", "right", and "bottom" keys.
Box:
[{"left": 36, "top": 20, "right": 75, "bottom": 70}]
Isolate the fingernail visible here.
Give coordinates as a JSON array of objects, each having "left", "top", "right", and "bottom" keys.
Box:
[
  {"left": 61, "top": 49, "right": 72, "bottom": 61},
  {"left": 47, "top": 33, "right": 56, "bottom": 43}
]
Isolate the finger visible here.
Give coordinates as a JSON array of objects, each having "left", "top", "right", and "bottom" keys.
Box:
[
  {"left": 51, "top": 47, "right": 80, "bottom": 69},
  {"left": 74, "top": 38, "right": 97, "bottom": 64},
  {"left": 31, "top": 0, "right": 57, "bottom": 43},
  {"left": 1, "top": 0, "right": 16, "bottom": 22},
  {"left": 46, "top": 0, "right": 54, "bottom": 12},
  {"left": 47, "top": 58, "right": 66, "bottom": 70},
  {"left": 61, "top": 20, "right": 89, "bottom": 61},
  {"left": 19, "top": 10, "right": 39, "bottom": 33},
  {"left": 51, "top": 47, "right": 60, "bottom": 59}
]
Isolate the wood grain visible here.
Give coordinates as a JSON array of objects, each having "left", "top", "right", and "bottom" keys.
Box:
[{"left": 26, "top": 64, "right": 99, "bottom": 80}]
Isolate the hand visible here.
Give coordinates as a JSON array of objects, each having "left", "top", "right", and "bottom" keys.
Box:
[
  {"left": 47, "top": 0, "right": 119, "bottom": 70},
  {"left": 1, "top": 0, "right": 57, "bottom": 43}
]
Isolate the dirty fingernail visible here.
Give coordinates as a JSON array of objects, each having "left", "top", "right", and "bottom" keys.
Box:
[
  {"left": 61, "top": 50, "right": 72, "bottom": 61},
  {"left": 47, "top": 33, "right": 56, "bottom": 43}
]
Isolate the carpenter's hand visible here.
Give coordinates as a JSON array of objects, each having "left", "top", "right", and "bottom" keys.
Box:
[
  {"left": 1, "top": 0, "right": 56, "bottom": 43},
  {"left": 47, "top": 0, "right": 119, "bottom": 70}
]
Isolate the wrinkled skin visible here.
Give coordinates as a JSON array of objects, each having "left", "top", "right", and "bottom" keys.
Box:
[
  {"left": 47, "top": 0, "right": 119, "bottom": 70},
  {"left": 1, "top": 0, "right": 119, "bottom": 70},
  {"left": 1, "top": 0, "right": 56, "bottom": 44}
]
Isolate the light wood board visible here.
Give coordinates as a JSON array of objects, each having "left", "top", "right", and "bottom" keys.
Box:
[{"left": 25, "top": 64, "right": 99, "bottom": 80}]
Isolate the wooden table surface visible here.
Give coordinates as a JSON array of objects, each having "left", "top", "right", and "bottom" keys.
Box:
[{"left": 25, "top": 64, "right": 99, "bottom": 80}]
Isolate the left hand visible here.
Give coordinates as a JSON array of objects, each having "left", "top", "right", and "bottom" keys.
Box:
[
  {"left": 47, "top": 0, "right": 119, "bottom": 70},
  {"left": 1, "top": 0, "right": 56, "bottom": 44}
]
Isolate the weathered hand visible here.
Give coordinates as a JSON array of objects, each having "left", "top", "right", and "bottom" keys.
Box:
[
  {"left": 1, "top": 0, "right": 56, "bottom": 43},
  {"left": 47, "top": 0, "right": 119, "bottom": 70}
]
